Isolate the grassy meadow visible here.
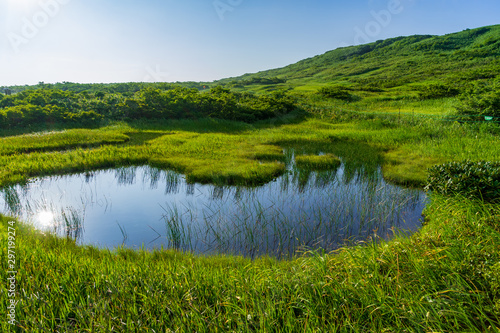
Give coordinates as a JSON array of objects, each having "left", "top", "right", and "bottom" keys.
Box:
[
  {"left": 0, "top": 112, "right": 499, "bottom": 332},
  {"left": 1, "top": 24, "right": 500, "bottom": 331},
  {"left": 0, "top": 108, "right": 498, "bottom": 188}
]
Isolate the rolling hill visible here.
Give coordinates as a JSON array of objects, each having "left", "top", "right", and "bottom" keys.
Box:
[{"left": 216, "top": 24, "right": 500, "bottom": 93}]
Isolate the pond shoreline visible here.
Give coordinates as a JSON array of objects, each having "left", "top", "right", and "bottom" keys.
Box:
[{"left": 1, "top": 162, "right": 427, "bottom": 258}]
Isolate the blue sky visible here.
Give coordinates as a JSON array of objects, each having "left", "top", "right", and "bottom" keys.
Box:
[{"left": 1, "top": 0, "right": 499, "bottom": 86}]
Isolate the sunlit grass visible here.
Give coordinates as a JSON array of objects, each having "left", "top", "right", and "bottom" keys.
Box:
[
  {"left": 0, "top": 113, "right": 498, "bottom": 331},
  {"left": 1, "top": 194, "right": 498, "bottom": 331},
  {"left": 0, "top": 116, "right": 498, "bottom": 188},
  {"left": 0, "top": 24, "right": 499, "bottom": 330},
  {"left": 295, "top": 153, "right": 341, "bottom": 171},
  {"left": 0, "top": 128, "right": 129, "bottom": 156}
]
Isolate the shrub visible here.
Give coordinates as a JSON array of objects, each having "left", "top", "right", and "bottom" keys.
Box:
[
  {"left": 425, "top": 160, "right": 500, "bottom": 202},
  {"left": 0, "top": 86, "right": 297, "bottom": 128},
  {"left": 0, "top": 107, "right": 25, "bottom": 128},
  {"left": 455, "top": 80, "right": 500, "bottom": 119},
  {"left": 417, "top": 83, "right": 459, "bottom": 100},
  {"left": 317, "top": 86, "right": 353, "bottom": 101},
  {"left": 63, "top": 110, "right": 104, "bottom": 127}
]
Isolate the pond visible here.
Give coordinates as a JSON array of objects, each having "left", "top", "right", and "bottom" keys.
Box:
[{"left": 0, "top": 158, "right": 427, "bottom": 258}]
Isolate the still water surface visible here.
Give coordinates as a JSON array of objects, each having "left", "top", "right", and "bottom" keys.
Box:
[{"left": 0, "top": 163, "right": 427, "bottom": 258}]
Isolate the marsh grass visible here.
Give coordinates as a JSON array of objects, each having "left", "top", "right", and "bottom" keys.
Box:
[
  {"left": 152, "top": 166, "right": 425, "bottom": 259},
  {"left": 1, "top": 195, "right": 498, "bottom": 331},
  {"left": 59, "top": 207, "right": 84, "bottom": 240},
  {"left": 0, "top": 128, "right": 129, "bottom": 156},
  {"left": 116, "top": 222, "right": 128, "bottom": 245},
  {"left": 0, "top": 115, "right": 497, "bottom": 188},
  {"left": 162, "top": 204, "right": 194, "bottom": 252},
  {"left": 1, "top": 186, "right": 22, "bottom": 216},
  {"left": 0, "top": 113, "right": 498, "bottom": 331},
  {"left": 1, "top": 186, "right": 87, "bottom": 242},
  {"left": 295, "top": 153, "right": 341, "bottom": 171}
]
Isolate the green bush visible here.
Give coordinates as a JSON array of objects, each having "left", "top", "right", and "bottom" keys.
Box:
[
  {"left": 416, "top": 83, "right": 459, "bottom": 100},
  {"left": 455, "top": 80, "right": 500, "bottom": 119},
  {"left": 63, "top": 110, "right": 104, "bottom": 127},
  {"left": 425, "top": 160, "right": 500, "bottom": 202},
  {"left": 0, "top": 86, "right": 298, "bottom": 128},
  {"left": 317, "top": 86, "right": 353, "bottom": 101},
  {"left": 0, "top": 107, "right": 24, "bottom": 128}
]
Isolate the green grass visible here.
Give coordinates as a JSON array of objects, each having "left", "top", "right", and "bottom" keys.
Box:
[
  {"left": 1, "top": 23, "right": 499, "bottom": 331},
  {"left": 0, "top": 114, "right": 497, "bottom": 188},
  {"left": 295, "top": 153, "right": 341, "bottom": 171},
  {"left": 0, "top": 128, "right": 129, "bottom": 156},
  {"left": 216, "top": 24, "right": 499, "bottom": 127},
  {"left": 0, "top": 111, "right": 498, "bottom": 331},
  {"left": 218, "top": 25, "right": 500, "bottom": 96},
  {"left": 1, "top": 195, "right": 499, "bottom": 331}
]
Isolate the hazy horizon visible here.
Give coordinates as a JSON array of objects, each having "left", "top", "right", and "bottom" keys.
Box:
[{"left": 1, "top": 0, "right": 499, "bottom": 86}]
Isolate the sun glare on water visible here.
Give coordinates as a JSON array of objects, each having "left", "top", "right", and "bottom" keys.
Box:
[{"left": 36, "top": 211, "right": 55, "bottom": 227}]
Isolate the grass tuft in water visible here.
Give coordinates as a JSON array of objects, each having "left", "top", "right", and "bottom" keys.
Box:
[{"left": 295, "top": 153, "right": 341, "bottom": 171}]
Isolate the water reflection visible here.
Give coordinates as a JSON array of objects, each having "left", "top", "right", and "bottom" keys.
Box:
[
  {"left": 36, "top": 211, "right": 55, "bottom": 227},
  {"left": 0, "top": 161, "right": 427, "bottom": 258}
]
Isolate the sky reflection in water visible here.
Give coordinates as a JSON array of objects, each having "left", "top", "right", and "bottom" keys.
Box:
[{"left": 0, "top": 164, "right": 427, "bottom": 258}]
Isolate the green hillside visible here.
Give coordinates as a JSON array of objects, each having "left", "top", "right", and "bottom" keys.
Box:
[
  {"left": 5, "top": 24, "right": 499, "bottom": 98},
  {"left": 1, "top": 25, "right": 499, "bottom": 131},
  {"left": 217, "top": 24, "right": 500, "bottom": 94},
  {"left": 1, "top": 25, "right": 499, "bottom": 332}
]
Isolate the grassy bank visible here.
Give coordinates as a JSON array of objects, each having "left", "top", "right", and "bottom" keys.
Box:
[
  {"left": 0, "top": 114, "right": 498, "bottom": 188},
  {"left": 1, "top": 195, "right": 499, "bottom": 331},
  {"left": 0, "top": 114, "right": 499, "bottom": 331}
]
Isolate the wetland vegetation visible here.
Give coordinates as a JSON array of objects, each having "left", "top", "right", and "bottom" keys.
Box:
[
  {"left": 1, "top": 25, "right": 500, "bottom": 331},
  {"left": 0, "top": 163, "right": 426, "bottom": 258}
]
